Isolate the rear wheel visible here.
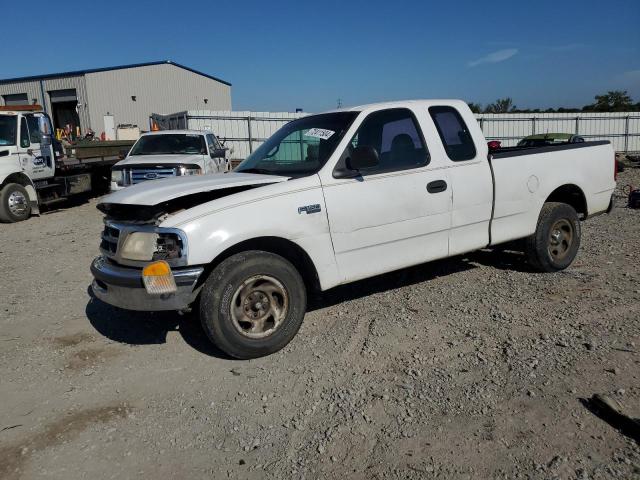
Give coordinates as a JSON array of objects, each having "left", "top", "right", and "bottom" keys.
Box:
[
  {"left": 526, "top": 202, "right": 580, "bottom": 272},
  {"left": 199, "top": 250, "right": 307, "bottom": 359},
  {"left": 0, "top": 183, "right": 32, "bottom": 223}
]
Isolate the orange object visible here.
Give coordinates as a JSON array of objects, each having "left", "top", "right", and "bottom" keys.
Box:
[
  {"left": 142, "top": 261, "right": 171, "bottom": 277},
  {"left": 0, "top": 104, "right": 43, "bottom": 111},
  {"left": 142, "top": 261, "right": 176, "bottom": 294}
]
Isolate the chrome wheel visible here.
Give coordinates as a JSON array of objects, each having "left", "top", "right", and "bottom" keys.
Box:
[
  {"left": 7, "top": 190, "right": 28, "bottom": 217},
  {"left": 548, "top": 218, "right": 574, "bottom": 261},
  {"left": 230, "top": 275, "right": 289, "bottom": 339}
]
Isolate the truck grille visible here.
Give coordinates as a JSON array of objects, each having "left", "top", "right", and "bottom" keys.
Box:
[
  {"left": 100, "top": 224, "right": 120, "bottom": 256},
  {"left": 125, "top": 167, "right": 177, "bottom": 185}
]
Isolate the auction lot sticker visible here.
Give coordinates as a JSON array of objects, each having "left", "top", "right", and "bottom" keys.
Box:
[{"left": 305, "top": 128, "right": 335, "bottom": 140}]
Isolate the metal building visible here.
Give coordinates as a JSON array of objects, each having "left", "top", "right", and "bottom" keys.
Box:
[{"left": 0, "top": 60, "right": 231, "bottom": 138}]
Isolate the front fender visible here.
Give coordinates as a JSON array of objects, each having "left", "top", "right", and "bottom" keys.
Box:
[{"left": 162, "top": 175, "right": 341, "bottom": 290}]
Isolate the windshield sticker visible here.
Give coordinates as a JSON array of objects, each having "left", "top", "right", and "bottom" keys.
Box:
[{"left": 305, "top": 128, "right": 335, "bottom": 140}]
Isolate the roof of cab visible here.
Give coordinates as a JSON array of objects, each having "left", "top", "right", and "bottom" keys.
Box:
[
  {"left": 320, "top": 99, "right": 469, "bottom": 114},
  {"left": 141, "top": 129, "right": 213, "bottom": 136},
  {"left": 348, "top": 99, "right": 467, "bottom": 111}
]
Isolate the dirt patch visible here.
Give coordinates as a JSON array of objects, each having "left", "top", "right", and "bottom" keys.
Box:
[
  {"left": 65, "top": 346, "right": 122, "bottom": 370},
  {"left": 52, "top": 332, "right": 96, "bottom": 348},
  {"left": 0, "top": 404, "right": 131, "bottom": 480}
]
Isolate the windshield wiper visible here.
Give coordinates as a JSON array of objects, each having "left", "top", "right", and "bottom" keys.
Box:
[{"left": 237, "top": 168, "right": 275, "bottom": 175}]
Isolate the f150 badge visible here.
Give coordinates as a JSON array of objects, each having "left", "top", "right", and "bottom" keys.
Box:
[{"left": 298, "top": 204, "right": 321, "bottom": 215}]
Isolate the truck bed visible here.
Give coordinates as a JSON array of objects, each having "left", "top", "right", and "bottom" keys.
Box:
[
  {"left": 491, "top": 140, "right": 610, "bottom": 159},
  {"left": 57, "top": 140, "right": 136, "bottom": 171},
  {"left": 489, "top": 140, "right": 615, "bottom": 246}
]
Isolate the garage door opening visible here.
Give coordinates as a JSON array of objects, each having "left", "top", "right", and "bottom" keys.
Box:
[
  {"left": 3, "top": 93, "right": 29, "bottom": 106},
  {"left": 49, "top": 89, "right": 80, "bottom": 138}
]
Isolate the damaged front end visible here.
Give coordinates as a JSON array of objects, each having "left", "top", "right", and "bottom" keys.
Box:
[
  {"left": 91, "top": 173, "right": 289, "bottom": 311},
  {"left": 96, "top": 185, "right": 258, "bottom": 225}
]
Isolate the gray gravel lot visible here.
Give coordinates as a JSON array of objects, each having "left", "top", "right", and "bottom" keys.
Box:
[{"left": 1, "top": 169, "right": 639, "bottom": 479}]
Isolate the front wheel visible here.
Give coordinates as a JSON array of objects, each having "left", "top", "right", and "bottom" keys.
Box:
[
  {"left": 526, "top": 202, "right": 581, "bottom": 272},
  {"left": 0, "top": 183, "right": 32, "bottom": 223},
  {"left": 199, "top": 251, "right": 307, "bottom": 359}
]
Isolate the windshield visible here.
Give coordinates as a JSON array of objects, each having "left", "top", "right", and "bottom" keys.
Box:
[
  {"left": 130, "top": 134, "right": 206, "bottom": 155},
  {"left": 236, "top": 112, "right": 359, "bottom": 176},
  {"left": 0, "top": 116, "right": 17, "bottom": 146}
]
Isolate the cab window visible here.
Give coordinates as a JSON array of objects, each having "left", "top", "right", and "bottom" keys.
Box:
[
  {"left": 348, "top": 108, "right": 429, "bottom": 175},
  {"left": 428, "top": 106, "right": 476, "bottom": 161},
  {"left": 26, "top": 115, "right": 43, "bottom": 144},
  {"left": 206, "top": 134, "right": 219, "bottom": 153},
  {"left": 20, "top": 117, "right": 30, "bottom": 148}
]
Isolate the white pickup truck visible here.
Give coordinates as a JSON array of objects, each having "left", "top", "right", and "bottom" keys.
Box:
[
  {"left": 110, "top": 130, "right": 229, "bottom": 190},
  {"left": 91, "top": 100, "right": 616, "bottom": 359}
]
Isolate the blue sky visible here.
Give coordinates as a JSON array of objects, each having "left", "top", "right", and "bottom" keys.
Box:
[{"left": 2, "top": 0, "right": 638, "bottom": 112}]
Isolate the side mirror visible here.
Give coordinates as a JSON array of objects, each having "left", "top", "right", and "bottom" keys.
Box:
[
  {"left": 348, "top": 145, "right": 379, "bottom": 170},
  {"left": 118, "top": 149, "right": 128, "bottom": 160},
  {"left": 333, "top": 145, "right": 379, "bottom": 179},
  {"left": 211, "top": 148, "right": 226, "bottom": 159},
  {"left": 41, "top": 133, "right": 52, "bottom": 146}
]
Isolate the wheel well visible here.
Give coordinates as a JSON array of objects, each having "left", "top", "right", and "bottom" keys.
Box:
[
  {"left": 545, "top": 184, "right": 587, "bottom": 218},
  {"left": 198, "top": 237, "right": 321, "bottom": 294},
  {"left": 2, "top": 172, "right": 35, "bottom": 190}
]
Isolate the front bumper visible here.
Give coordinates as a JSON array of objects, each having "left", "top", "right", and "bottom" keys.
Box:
[{"left": 90, "top": 256, "right": 204, "bottom": 311}]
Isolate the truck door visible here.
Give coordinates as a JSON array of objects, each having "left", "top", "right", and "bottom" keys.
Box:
[
  {"left": 321, "top": 107, "right": 452, "bottom": 283},
  {"left": 427, "top": 106, "right": 493, "bottom": 255},
  {"left": 18, "top": 113, "right": 54, "bottom": 180}
]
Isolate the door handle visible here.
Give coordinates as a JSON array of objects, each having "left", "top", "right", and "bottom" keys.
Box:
[{"left": 427, "top": 180, "right": 447, "bottom": 193}]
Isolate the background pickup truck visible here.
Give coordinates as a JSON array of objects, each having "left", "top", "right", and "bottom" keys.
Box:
[
  {"left": 91, "top": 99, "right": 616, "bottom": 359},
  {"left": 110, "top": 129, "right": 229, "bottom": 190}
]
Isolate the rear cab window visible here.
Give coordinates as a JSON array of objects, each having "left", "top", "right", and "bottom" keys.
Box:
[{"left": 429, "top": 106, "right": 476, "bottom": 161}]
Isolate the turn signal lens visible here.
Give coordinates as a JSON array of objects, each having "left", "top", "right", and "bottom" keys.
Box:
[{"left": 142, "top": 261, "right": 177, "bottom": 294}]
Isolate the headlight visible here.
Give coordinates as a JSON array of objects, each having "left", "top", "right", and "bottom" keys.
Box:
[
  {"left": 179, "top": 166, "right": 201, "bottom": 176},
  {"left": 111, "top": 169, "right": 123, "bottom": 185},
  {"left": 120, "top": 231, "right": 184, "bottom": 262},
  {"left": 120, "top": 232, "right": 158, "bottom": 261}
]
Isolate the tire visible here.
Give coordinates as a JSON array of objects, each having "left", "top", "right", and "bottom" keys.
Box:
[
  {"left": 526, "top": 202, "right": 581, "bottom": 272},
  {"left": 0, "top": 183, "right": 32, "bottom": 223},
  {"left": 199, "top": 250, "right": 307, "bottom": 359}
]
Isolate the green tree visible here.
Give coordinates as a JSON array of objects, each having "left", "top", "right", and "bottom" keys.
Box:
[
  {"left": 583, "top": 90, "right": 634, "bottom": 112},
  {"left": 467, "top": 102, "right": 483, "bottom": 114},
  {"left": 484, "top": 97, "right": 516, "bottom": 113}
]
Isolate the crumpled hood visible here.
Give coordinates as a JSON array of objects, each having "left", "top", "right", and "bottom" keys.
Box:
[
  {"left": 100, "top": 172, "right": 290, "bottom": 206},
  {"left": 113, "top": 153, "right": 205, "bottom": 167}
]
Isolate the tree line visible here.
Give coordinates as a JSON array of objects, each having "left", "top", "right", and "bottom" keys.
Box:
[{"left": 468, "top": 90, "right": 640, "bottom": 114}]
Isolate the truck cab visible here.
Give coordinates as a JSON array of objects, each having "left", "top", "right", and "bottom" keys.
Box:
[
  {"left": 0, "top": 106, "right": 55, "bottom": 221},
  {"left": 110, "top": 130, "right": 229, "bottom": 190}
]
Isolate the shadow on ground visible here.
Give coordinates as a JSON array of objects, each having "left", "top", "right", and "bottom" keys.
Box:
[
  {"left": 85, "top": 246, "right": 533, "bottom": 357},
  {"left": 579, "top": 397, "right": 640, "bottom": 444},
  {"left": 85, "top": 289, "right": 230, "bottom": 359}
]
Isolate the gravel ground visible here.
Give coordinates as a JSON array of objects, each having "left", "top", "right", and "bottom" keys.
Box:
[{"left": 1, "top": 168, "right": 639, "bottom": 480}]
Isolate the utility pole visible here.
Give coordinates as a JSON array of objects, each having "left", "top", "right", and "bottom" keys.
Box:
[{"left": 336, "top": 98, "right": 342, "bottom": 109}]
